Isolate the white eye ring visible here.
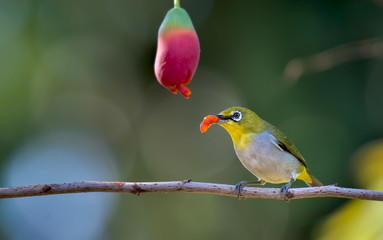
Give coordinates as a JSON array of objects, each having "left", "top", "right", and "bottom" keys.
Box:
[{"left": 231, "top": 111, "right": 243, "bottom": 122}]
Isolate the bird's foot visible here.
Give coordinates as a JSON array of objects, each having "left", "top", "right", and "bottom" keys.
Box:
[
  {"left": 235, "top": 179, "right": 265, "bottom": 199},
  {"left": 280, "top": 177, "right": 295, "bottom": 202},
  {"left": 235, "top": 181, "right": 248, "bottom": 199},
  {"left": 280, "top": 184, "right": 290, "bottom": 201}
]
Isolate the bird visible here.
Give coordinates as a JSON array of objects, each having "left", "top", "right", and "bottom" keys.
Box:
[{"left": 200, "top": 106, "right": 322, "bottom": 199}]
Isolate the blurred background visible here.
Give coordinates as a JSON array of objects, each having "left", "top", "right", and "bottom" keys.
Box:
[{"left": 0, "top": 0, "right": 382, "bottom": 239}]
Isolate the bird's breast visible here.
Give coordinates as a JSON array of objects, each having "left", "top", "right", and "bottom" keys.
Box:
[{"left": 234, "top": 130, "right": 303, "bottom": 184}]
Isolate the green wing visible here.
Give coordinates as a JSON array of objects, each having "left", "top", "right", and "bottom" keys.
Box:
[{"left": 266, "top": 121, "right": 307, "bottom": 168}]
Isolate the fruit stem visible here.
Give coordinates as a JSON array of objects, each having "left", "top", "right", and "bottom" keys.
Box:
[{"left": 174, "top": 0, "right": 180, "bottom": 8}]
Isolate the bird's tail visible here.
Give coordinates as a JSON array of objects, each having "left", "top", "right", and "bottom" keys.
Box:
[
  {"left": 306, "top": 174, "right": 323, "bottom": 187},
  {"left": 298, "top": 168, "right": 323, "bottom": 187}
]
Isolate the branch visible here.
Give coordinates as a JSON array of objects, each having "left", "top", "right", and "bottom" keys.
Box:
[
  {"left": 282, "top": 37, "right": 383, "bottom": 83},
  {"left": 1, "top": 180, "right": 382, "bottom": 201}
]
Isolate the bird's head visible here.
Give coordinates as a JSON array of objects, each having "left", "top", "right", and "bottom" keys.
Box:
[
  {"left": 201, "top": 107, "right": 266, "bottom": 147},
  {"left": 216, "top": 107, "right": 264, "bottom": 134}
]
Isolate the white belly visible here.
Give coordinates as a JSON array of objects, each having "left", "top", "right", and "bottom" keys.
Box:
[{"left": 234, "top": 131, "right": 302, "bottom": 184}]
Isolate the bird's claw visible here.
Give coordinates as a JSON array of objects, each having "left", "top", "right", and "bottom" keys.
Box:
[
  {"left": 280, "top": 185, "right": 289, "bottom": 201},
  {"left": 280, "top": 177, "right": 295, "bottom": 202},
  {"left": 235, "top": 181, "right": 247, "bottom": 199},
  {"left": 280, "top": 184, "right": 295, "bottom": 202}
]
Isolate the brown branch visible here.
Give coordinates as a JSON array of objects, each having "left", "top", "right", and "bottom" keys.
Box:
[
  {"left": 282, "top": 37, "right": 383, "bottom": 83},
  {"left": 0, "top": 180, "right": 382, "bottom": 201}
]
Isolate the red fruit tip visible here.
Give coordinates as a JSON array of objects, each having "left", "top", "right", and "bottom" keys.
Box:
[
  {"left": 167, "top": 84, "right": 191, "bottom": 99},
  {"left": 168, "top": 85, "right": 178, "bottom": 94},
  {"left": 179, "top": 84, "right": 191, "bottom": 99}
]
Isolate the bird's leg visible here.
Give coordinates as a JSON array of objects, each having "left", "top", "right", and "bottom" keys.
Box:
[
  {"left": 280, "top": 177, "right": 295, "bottom": 201},
  {"left": 235, "top": 178, "right": 265, "bottom": 198}
]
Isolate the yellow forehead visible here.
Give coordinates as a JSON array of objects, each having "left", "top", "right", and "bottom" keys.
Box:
[{"left": 219, "top": 106, "right": 248, "bottom": 116}]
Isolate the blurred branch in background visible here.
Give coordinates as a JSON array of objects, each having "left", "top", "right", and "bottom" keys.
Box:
[
  {"left": 282, "top": 37, "right": 383, "bottom": 84},
  {"left": 373, "top": 0, "right": 383, "bottom": 8},
  {"left": 1, "top": 181, "right": 383, "bottom": 201}
]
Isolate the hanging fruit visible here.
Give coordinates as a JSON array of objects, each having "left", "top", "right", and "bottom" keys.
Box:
[{"left": 154, "top": 0, "right": 200, "bottom": 99}]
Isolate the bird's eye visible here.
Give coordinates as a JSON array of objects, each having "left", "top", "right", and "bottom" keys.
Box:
[{"left": 231, "top": 111, "right": 243, "bottom": 122}]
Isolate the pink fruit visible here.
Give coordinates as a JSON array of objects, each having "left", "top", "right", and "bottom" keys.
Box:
[{"left": 154, "top": 6, "right": 200, "bottom": 99}]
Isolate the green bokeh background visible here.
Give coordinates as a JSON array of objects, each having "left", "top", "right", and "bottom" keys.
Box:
[{"left": 0, "top": 0, "right": 382, "bottom": 239}]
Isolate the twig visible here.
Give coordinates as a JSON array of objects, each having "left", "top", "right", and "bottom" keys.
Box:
[
  {"left": 0, "top": 180, "right": 382, "bottom": 201},
  {"left": 282, "top": 37, "right": 383, "bottom": 83}
]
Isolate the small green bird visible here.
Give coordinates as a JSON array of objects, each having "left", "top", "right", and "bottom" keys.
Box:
[{"left": 200, "top": 106, "right": 322, "bottom": 199}]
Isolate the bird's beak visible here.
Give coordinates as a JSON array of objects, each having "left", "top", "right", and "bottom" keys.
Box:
[{"left": 215, "top": 115, "right": 231, "bottom": 123}]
